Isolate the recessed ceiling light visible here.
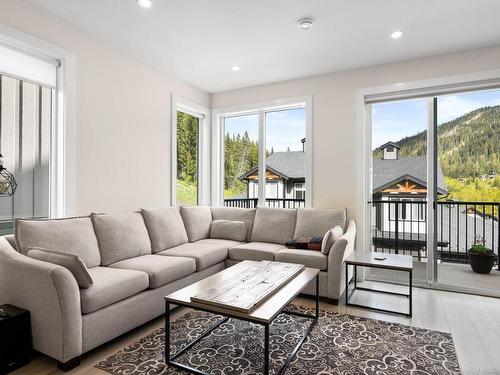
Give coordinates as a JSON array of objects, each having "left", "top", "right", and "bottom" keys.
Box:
[
  {"left": 231, "top": 65, "right": 241, "bottom": 72},
  {"left": 137, "top": 0, "right": 153, "bottom": 8},
  {"left": 391, "top": 30, "right": 404, "bottom": 39},
  {"left": 298, "top": 19, "right": 313, "bottom": 30}
]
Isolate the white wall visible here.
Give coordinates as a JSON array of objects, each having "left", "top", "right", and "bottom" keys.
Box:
[
  {"left": 0, "top": 0, "right": 210, "bottom": 215},
  {"left": 212, "top": 45, "right": 500, "bottom": 222}
]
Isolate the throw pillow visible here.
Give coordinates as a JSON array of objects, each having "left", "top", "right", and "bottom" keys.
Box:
[
  {"left": 210, "top": 220, "right": 246, "bottom": 242},
  {"left": 321, "top": 225, "right": 343, "bottom": 255},
  {"left": 27, "top": 247, "right": 93, "bottom": 288}
]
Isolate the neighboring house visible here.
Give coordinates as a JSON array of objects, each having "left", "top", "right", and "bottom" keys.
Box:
[
  {"left": 238, "top": 139, "right": 306, "bottom": 200},
  {"left": 372, "top": 142, "right": 448, "bottom": 238}
]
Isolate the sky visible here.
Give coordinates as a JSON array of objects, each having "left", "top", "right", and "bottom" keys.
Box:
[
  {"left": 372, "top": 89, "right": 500, "bottom": 149},
  {"left": 224, "top": 108, "right": 306, "bottom": 152}
]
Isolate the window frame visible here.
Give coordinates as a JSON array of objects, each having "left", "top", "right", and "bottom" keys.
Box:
[
  {"left": 0, "top": 23, "right": 76, "bottom": 218},
  {"left": 212, "top": 96, "right": 313, "bottom": 207},
  {"left": 171, "top": 95, "right": 210, "bottom": 206}
]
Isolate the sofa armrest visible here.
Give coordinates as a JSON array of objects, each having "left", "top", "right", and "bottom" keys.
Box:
[
  {"left": 0, "top": 237, "right": 82, "bottom": 363},
  {"left": 327, "top": 220, "right": 356, "bottom": 301}
]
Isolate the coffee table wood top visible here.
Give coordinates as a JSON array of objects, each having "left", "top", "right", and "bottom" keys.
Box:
[
  {"left": 346, "top": 251, "right": 413, "bottom": 271},
  {"left": 165, "top": 260, "right": 319, "bottom": 324}
]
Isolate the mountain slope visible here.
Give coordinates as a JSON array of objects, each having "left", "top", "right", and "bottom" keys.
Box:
[{"left": 374, "top": 105, "right": 500, "bottom": 178}]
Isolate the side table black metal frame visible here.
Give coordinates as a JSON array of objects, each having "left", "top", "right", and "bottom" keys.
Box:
[
  {"left": 165, "top": 274, "right": 319, "bottom": 375},
  {"left": 345, "top": 261, "right": 412, "bottom": 317}
]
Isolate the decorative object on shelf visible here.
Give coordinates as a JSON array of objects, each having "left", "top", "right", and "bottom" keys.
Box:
[
  {"left": 0, "top": 154, "right": 17, "bottom": 197},
  {"left": 468, "top": 235, "right": 497, "bottom": 274}
]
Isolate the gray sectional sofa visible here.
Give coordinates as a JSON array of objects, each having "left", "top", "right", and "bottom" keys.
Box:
[{"left": 0, "top": 205, "right": 355, "bottom": 370}]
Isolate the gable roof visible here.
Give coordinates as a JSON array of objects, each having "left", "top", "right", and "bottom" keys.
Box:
[
  {"left": 373, "top": 156, "right": 448, "bottom": 194},
  {"left": 379, "top": 141, "right": 401, "bottom": 150},
  {"left": 239, "top": 151, "right": 305, "bottom": 180}
]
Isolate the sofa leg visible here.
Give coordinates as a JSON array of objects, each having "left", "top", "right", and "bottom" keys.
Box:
[{"left": 57, "top": 356, "right": 81, "bottom": 371}]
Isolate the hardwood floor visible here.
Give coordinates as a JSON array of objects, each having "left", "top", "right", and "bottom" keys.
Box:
[{"left": 11, "top": 285, "right": 500, "bottom": 375}]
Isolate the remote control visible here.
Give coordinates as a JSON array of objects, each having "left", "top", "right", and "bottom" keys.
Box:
[{"left": 0, "top": 307, "right": 10, "bottom": 318}]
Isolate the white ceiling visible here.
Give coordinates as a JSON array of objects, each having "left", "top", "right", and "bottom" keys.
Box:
[{"left": 26, "top": 0, "right": 500, "bottom": 93}]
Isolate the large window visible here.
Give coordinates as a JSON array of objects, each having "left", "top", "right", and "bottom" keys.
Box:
[
  {"left": 0, "top": 41, "right": 59, "bottom": 235},
  {"left": 215, "top": 97, "right": 311, "bottom": 208}
]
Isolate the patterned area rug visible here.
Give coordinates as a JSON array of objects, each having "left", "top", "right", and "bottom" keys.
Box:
[{"left": 96, "top": 305, "right": 461, "bottom": 374}]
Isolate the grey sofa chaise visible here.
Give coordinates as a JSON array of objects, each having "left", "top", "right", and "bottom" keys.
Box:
[{"left": 0, "top": 205, "right": 355, "bottom": 370}]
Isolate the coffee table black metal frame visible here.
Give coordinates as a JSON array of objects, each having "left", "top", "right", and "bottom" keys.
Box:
[
  {"left": 345, "top": 253, "right": 412, "bottom": 317},
  {"left": 165, "top": 274, "right": 319, "bottom": 375}
]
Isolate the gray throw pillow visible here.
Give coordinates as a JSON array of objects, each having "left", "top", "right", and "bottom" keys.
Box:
[
  {"left": 27, "top": 247, "right": 93, "bottom": 288},
  {"left": 210, "top": 220, "right": 246, "bottom": 242},
  {"left": 321, "top": 226, "right": 343, "bottom": 255}
]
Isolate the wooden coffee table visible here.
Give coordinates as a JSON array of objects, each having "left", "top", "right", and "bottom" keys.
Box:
[{"left": 164, "top": 260, "right": 320, "bottom": 375}]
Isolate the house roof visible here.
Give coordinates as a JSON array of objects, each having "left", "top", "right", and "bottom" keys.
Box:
[
  {"left": 238, "top": 151, "right": 448, "bottom": 195},
  {"left": 239, "top": 151, "right": 306, "bottom": 180},
  {"left": 379, "top": 141, "right": 401, "bottom": 150},
  {"left": 373, "top": 156, "right": 448, "bottom": 194}
]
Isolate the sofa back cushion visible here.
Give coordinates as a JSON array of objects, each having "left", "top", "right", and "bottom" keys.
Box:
[
  {"left": 91, "top": 212, "right": 152, "bottom": 266},
  {"left": 250, "top": 207, "right": 297, "bottom": 245},
  {"left": 210, "top": 220, "right": 247, "bottom": 242},
  {"left": 210, "top": 207, "right": 255, "bottom": 242},
  {"left": 141, "top": 207, "right": 188, "bottom": 252},
  {"left": 15, "top": 216, "right": 101, "bottom": 268},
  {"left": 179, "top": 206, "right": 212, "bottom": 242},
  {"left": 293, "top": 208, "right": 347, "bottom": 238}
]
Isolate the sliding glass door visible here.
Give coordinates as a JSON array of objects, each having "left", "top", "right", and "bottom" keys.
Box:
[{"left": 366, "top": 87, "right": 500, "bottom": 296}]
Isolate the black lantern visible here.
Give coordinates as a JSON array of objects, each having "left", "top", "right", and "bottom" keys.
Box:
[{"left": 0, "top": 154, "right": 17, "bottom": 197}]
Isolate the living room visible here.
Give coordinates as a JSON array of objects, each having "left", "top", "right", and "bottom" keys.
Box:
[{"left": 0, "top": 0, "right": 499, "bottom": 374}]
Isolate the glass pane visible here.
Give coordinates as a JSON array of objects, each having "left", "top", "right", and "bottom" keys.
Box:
[
  {"left": 436, "top": 89, "right": 500, "bottom": 290},
  {"left": 176, "top": 111, "right": 199, "bottom": 205},
  {"left": 370, "top": 98, "right": 427, "bottom": 284},
  {"left": 264, "top": 108, "right": 306, "bottom": 208},
  {"left": 0, "top": 76, "right": 52, "bottom": 235},
  {"left": 223, "top": 114, "right": 259, "bottom": 208}
]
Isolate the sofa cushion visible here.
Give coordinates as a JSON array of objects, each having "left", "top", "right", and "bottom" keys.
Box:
[
  {"left": 91, "top": 212, "right": 152, "bottom": 266},
  {"left": 196, "top": 238, "right": 244, "bottom": 248},
  {"left": 141, "top": 207, "right": 188, "bottom": 252},
  {"left": 210, "top": 220, "right": 246, "bottom": 242},
  {"left": 108, "top": 255, "right": 195, "bottom": 289},
  {"left": 250, "top": 207, "right": 297, "bottom": 245},
  {"left": 80, "top": 267, "right": 149, "bottom": 314},
  {"left": 229, "top": 242, "right": 286, "bottom": 261},
  {"left": 15, "top": 216, "right": 101, "bottom": 268},
  {"left": 321, "top": 225, "right": 344, "bottom": 255},
  {"left": 275, "top": 249, "right": 328, "bottom": 271},
  {"left": 157, "top": 242, "right": 227, "bottom": 271},
  {"left": 27, "top": 247, "right": 94, "bottom": 288},
  {"left": 179, "top": 206, "right": 212, "bottom": 242},
  {"left": 294, "top": 208, "right": 347, "bottom": 238},
  {"left": 210, "top": 207, "right": 256, "bottom": 242}
]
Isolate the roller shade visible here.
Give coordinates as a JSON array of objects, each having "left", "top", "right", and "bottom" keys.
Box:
[
  {"left": 365, "top": 78, "right": 500, "bottom": 104},
  {"left": 0, "top": 43, "right": 58, "bottom": 88}
]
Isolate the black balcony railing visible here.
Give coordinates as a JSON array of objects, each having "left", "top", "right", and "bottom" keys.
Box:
[
  {"left": 224, "top": 198, "right": 306, "bottom": 209},
  {"left": 371, "top": 200, "right": 500, "bottom": 264}
]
